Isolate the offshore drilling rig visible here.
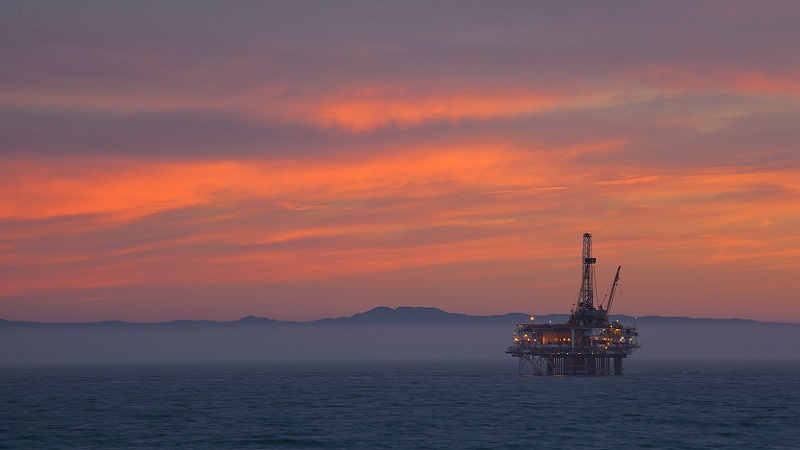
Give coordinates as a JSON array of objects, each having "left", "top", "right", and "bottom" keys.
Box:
[{"left": 506, "top": 233, "right": 640, "bottom": 375}]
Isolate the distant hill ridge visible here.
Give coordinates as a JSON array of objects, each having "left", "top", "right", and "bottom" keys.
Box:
[
  {"left": 0, "top": 306, "right": 795, "bottom": 327},
  {"left": 3, "top": 306, "right": 799, "bottom": 363}
]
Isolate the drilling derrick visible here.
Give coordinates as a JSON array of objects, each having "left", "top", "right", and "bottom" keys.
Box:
[
  {"left": 570, "top": 233, "right": 609, "bottom": 328},
  {"left": 579, "top": 232, "right": 597, "bottom": 311},
  {"left": 506, "top": 233, "right": 640, "bottom": 375}
]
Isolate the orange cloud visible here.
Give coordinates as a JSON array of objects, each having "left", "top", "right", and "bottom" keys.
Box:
[
  {"left": 0, "top": 85, "right": 605, "bottom": 132},
  {"left": 308, "top": 89, "right": 563, "bottom": 131},
  {"left": 1, "top": 146, "right": 799, "bottom": 321},
  {"left": 0, "top": 144, "right": 563, "bottom": 220},
  {"left": 0, "top": 144, "right": 561, "bottom": 298}
]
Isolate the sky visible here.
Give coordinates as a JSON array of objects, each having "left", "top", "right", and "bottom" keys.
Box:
[{"left": 1, "top": 1, "right": 799, "bottom": 323}]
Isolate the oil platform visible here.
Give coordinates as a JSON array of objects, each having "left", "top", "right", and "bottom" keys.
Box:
[{"left": 506, "top": 233, "right": 640, "bottom": 375}]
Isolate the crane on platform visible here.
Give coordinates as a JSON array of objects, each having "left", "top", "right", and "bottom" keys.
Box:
[{"left": 602, "top": 266, "right": 622, "bottom": 314}]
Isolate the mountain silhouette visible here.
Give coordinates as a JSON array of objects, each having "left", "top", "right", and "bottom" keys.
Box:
[{"left": 2, "top": 307, "right": 797, "bottom": 363}]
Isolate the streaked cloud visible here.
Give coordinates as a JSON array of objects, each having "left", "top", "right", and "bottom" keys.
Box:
[{"left": 1, "top": 1, "right": 799, "bottom": 322}]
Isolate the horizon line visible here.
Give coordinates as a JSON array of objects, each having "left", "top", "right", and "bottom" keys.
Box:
[{"left": 1, "top": 306, "right": 797, "bottom": 326}]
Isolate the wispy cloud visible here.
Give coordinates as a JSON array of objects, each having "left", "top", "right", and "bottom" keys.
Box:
[{"left": 2, "top": 1, "right": 799, "bottom": 322}]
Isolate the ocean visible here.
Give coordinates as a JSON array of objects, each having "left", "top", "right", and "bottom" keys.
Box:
[{"left": 2, "top": 359, "right": 799, "bottom": 449}]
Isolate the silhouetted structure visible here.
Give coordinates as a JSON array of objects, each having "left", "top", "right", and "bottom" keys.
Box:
[{"left": 506, "top": 233, "right": 640, "bottom": 375}]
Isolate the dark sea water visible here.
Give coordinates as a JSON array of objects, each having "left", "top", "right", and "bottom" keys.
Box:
[{"left": 2, "top": 359, "right": 799, "bottom": 449}]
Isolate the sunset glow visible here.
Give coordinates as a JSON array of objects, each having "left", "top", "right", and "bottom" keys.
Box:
[{"left": 2, "top": 2, "right": 799, "bottom": 322}]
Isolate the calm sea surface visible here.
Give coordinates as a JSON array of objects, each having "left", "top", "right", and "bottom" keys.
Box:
[{"left": 2, "top": 360, "right": 799, "bottom": 449}]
